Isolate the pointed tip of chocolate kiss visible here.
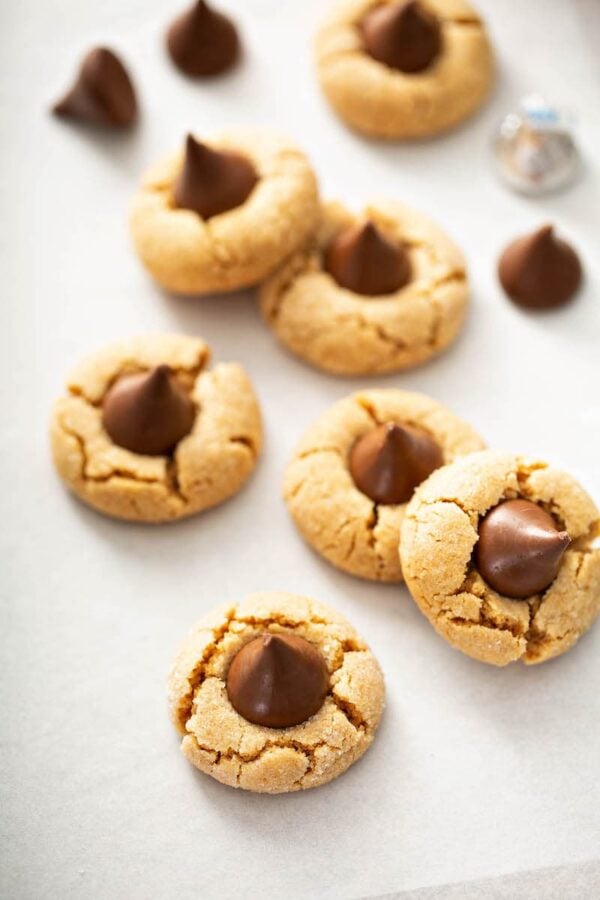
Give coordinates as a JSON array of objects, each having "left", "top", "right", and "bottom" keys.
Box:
[
  {"left": 144, "top": 364, "right": 174, "bottom": 395},
  {"left": 102, "top": 365, "right": 195, "bottom": 457},
  {"left": 52, "top": 47, "right": 137, "bottom": 128},
  {"left": 172, "top": 133, "right": 257, "bottom": 219},
  {"left": 349, "top": 421, "right": 443, "bottom": 505},
  {"left": 166, "top": 0, "right": 240, "bottom": 77},
  {"left": 184, "top": 132, "right": 207, "bottom": 159},
  {"left": 533, "top": 223, "right": 554, "bottom": 241},
  {"left": 361, "top": 0, "right": 442, "bottom": 74},
  {"left": 324, "top": 219, "right": 411, "bottom": 296},
  {"left": 498, "top": 224, "right": 582, "bottom": 310},
  {"left": 476, "top": 498, "right": 571, "bottom": 599},
  {"left": 226, "top": 633, "right": 329, "bottom": 729}
]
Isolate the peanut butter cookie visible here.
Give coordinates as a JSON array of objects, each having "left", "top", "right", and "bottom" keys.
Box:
[
  {"left": 260, "top": 200, "right": 468, "bottom": 376},
  {"left": 168, "top": 591, "right": 385, "bottom": 793},
  {"left": 400, "top": 450, "right": 600, "bottom": 665},
  {"left": 130, "top": 130, "right": 319, "bottom": 295},
  {"left": 50, "top": 334, "right": 262, "bottom": 522},
  {"left": 315, "top": 0, "right": 494, "bottom": 139},
  {"left": 284, "top": 389, "right": 484, "bottom": 581}
]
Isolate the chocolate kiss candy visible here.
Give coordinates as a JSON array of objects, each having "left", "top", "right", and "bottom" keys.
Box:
[
  {"left": 167, "top": 0, "right": 240, "bottom": 77},
  {"left": 349, "top": 422, "right": 443, "bottom": 505},
  {"left": 172, "top": 134, "right": 258, "bottom": 219},
  {"left": 102, "top": 365, "right": 195, "bottom": 456},
  {"left": 53, "top": 47, "right": 137, "bottom": 128},
  {"left": 476, "top": 499, "right": 570, "bottom": 599},
  {"left": 498, "top": 225, "right": 582, "bottom": 309},
  {"left": 226, "top": 633, "right": 329, "bottom": 729},
  {"left": 361, "top": 0, "right": 442, "bottom": 74},
  {"left": 324, "top": 221, "right": 411, "bottom": 296}
]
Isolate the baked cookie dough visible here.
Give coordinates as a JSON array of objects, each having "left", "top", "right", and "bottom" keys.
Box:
[
  {"left": 261, "top": 200, "right": 468, "bottom": 376},
  {"left": 50, "top": 334, "right": 262, "bottom": 523},
  {"left": 284, "top": 389, "right": 484, "bottom": 581},
  {"left": 168, "top": 591, "right": 385, "bottom": 793},
  {"left": 130, "top": 129, "right": 319, "bottom": 295},
  {"left": 315, "top": 0, "right": 494, "bottom": 140},
  {"left": 400, "top": 450, "right": 600, "bottom": 665}
]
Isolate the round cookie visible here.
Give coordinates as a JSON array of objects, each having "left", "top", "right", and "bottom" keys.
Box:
[
  {"left": 400, "top": 450, "right": 600, "bottom": 665},
  {"left": 168, "top": 591, "right": 385, "bottom": 793},
  {"left": 130, "top": 129, "right": 319, "bottom": 295},
  {"left": 50, "top": 334, "right": 262, "bottom": 523},
  {"left": 283, "top": 389, "right": 484, "bottom": 581},
  {"left": 315, "top": 0, "right": 494, "bottom": 140},
  {"left": 260, "top": 200, "right": 468, "bottom": 376}
]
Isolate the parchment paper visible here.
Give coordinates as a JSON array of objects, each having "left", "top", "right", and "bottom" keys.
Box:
[{"left": 1, "top": 0, "right": 599, "bottom": 897}]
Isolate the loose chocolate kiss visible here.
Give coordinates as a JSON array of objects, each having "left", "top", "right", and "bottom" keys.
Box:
[
  {"left": 349, "top": 422, "right": 443, "bottom": 505},
  {"left": 102, "top": 365, "right": 195, "bottom": 456},
  {"left": 498, "top": 225, "right": 582, "bottom": 309},
  {"left": 53, "top": 47, "right": 137, "bottom": 128},
  {"left": 167, "top": 0, "right": 240, "bottom": 77},
  {"left": 172, "top": 134, "right": 258, "bottom": 219},
  {"left": 476, "top": 499, "right": 570, "bottom": 599},
  {"left": 361, "top": 0, "right": 442, "bottom": 74},
  {"left": 324, "top": 221, "right": 411, "bottom": 296},
  {"left": 226, "top": 633, "right": 329, "bottom": 729}
]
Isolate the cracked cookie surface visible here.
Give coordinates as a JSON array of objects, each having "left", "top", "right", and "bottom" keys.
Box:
[
  {"left": 315, "top": 0, "right": 494, "bottom": 139},
  {"left": 50, "top": 334, "right": 262, "bottom": 522},
  {"left": 130, "top": 129, "right": 319, "bottom": 295},
  {"left": 260, "top": 200, "right": 468, "bottom": 375},
  {"left": 168, "top": 591, "right": 385, "bottom": 793},
  {"left": 284, "top": 389, "right": 484, "bottom": 581},
  {"left": 400, "top": 450, "right": 600, "bottom": 665}
]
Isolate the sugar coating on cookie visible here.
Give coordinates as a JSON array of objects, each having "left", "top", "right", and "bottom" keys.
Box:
[
  {"left": 315, "top": 0, "right": 494, "bottom": 139},
  {"left": 400, "top": 450, "right": 600, "bottom": 665},
  {"left": 260, "top": 200, "right": 468, "bottom": 376},
  {"left": 50, "top": 334, "right": 262, "bottom": 522},
  {"left": 129, "top": 129, "right": 319, "bottom": 295},
  {"left": 168, "top": 591, "right": 385, "bottom": 793},
  {"left": 284, "top": 389, "right": 485, "bottom": 581}
]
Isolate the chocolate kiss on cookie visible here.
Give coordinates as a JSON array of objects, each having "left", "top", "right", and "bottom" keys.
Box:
[
  {"left": 53, "top": 47, "right": 137, "bottom": 128},
  {"left": 350, "top": 422, "right": 443, "bottom": 504},
  {"left": 325, "top": 221, "right": 411, "bottom": 296},
  {"left": 173, "top": 134, "right": 258, "bottom": 219},
  {"left": 102, "top": 365, "right": 195, "bottom": 456},
  {"left": 498, "top": 225, "right": 582, "bottom": 309},
  {"left": 226, "top": 633, "right": 329, "bottom": 728},
  {"left": 361, "top": 0, "right": 442, "bottom": 74},
  {"left": 166, "top": 0, "right": 240, "bottom": 77},
  {"left": 476, "top": 499, "right": 570, "bottom": 599}
]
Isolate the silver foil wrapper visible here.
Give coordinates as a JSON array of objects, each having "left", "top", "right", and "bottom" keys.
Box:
[{"left": 493, "top": 94, "right": 579, "bottom": 195}]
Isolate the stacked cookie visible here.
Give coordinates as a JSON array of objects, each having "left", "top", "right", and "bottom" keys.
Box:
[
  {"left": 48, "top": 0, "right": 599, "bottom": 798},
  {"left": 128, "top": 129, "right": 470, "bottom": 376},
  {"left": 282, "top": 392, "right": 600, "bottom": 667}
]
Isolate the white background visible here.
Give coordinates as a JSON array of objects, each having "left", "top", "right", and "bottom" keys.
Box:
[{"left": 1, "top": 1, "right": 600, "bottom": 898}]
